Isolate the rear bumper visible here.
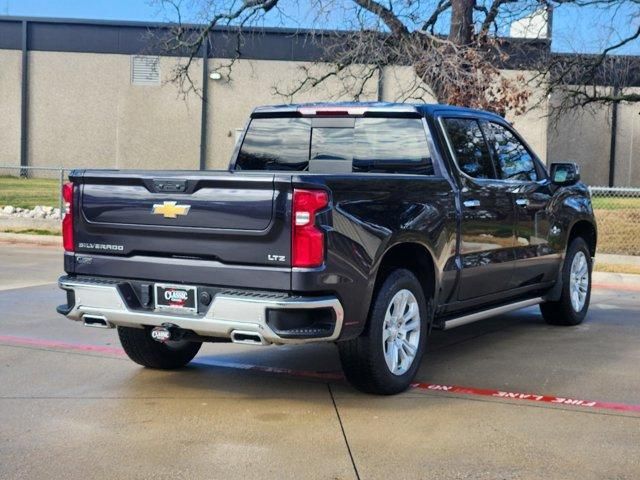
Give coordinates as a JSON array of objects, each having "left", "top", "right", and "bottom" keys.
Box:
[{"left": 58, "top": 276, "right": 344, "bottom": 345}]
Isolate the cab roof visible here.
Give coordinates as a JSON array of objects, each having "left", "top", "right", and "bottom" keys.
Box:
[{"left": 251, "top": 102, "right": 504, "bottom": 120}]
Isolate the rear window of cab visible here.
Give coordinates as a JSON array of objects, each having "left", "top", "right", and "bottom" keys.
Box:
[{"left": 235, "top": 117, "right": 434, "bottom": 175}]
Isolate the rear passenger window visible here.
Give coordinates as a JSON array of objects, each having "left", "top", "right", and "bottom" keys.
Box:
[
  {"left": 235, "top": 118, "right": 311, "bottom": 171},
  {"left": 352, "top": 118, "right": 433, "bottom": 174},
  {"left": 442, "top": 118, "right": 495, "bottom": 179},
  {"left": 235, "top": 117, "right": 434, "bottom": 175},
  {"left": 483, "top": 122, "right": 537, "bottom": 181}
]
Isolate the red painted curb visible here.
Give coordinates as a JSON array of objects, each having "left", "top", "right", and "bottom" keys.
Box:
[
  {"left": 2, "top": 334, "right": 639, "bottom": 414},
  {"left": 0, "top": 335, "right": 125, "bottom": 356},
  {"left": 411, "top": 382, "right": 640, "bottom": 414},
  {"left": 593, "top": 282, "right": 640, "bottom": 293}
]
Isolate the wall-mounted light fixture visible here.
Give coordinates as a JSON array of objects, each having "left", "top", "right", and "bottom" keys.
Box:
[{"left": 209, "top": 71, "right": 222, "bottom": 81}]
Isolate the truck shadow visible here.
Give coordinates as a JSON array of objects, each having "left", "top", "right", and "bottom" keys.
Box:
[{"left": 150, "top": 306, "right": 585, "bottom": 397}]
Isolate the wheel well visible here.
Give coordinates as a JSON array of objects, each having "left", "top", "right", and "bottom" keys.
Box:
[
  {"left": 569, "top": 220, "right": 597, "bottom": 257},
  {"left": 375, "top": 243, "right": 436, "bottom": 301}
]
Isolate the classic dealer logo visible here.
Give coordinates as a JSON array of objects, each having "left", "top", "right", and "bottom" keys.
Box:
[{"left": 164, "top": 289, "right": 188, "bottom": 305}]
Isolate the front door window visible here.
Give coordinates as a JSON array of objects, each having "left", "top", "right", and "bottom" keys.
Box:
[{"left": 482, "top": 122, "right": 537, "bottom": 182}]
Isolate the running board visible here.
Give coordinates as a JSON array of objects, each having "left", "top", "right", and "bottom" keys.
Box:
[{"left": 443, "top": 297, "right": 544, "bottom": 330}]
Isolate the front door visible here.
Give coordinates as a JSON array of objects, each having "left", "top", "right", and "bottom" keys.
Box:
[
  {"left": 440, "top": 116, "right": 516, "bottom": 300},
  {"left": 481, "top": 120, "right": 561, "bottom": 287}
]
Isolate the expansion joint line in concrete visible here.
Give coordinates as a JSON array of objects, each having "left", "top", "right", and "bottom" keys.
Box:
[{"left": 327, "top": 383, "right": 361, "bottom": 480}]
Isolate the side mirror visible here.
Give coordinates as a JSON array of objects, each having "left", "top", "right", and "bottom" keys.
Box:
[{"left": 550, "top": 162, "right": 580, "bottom": 186}]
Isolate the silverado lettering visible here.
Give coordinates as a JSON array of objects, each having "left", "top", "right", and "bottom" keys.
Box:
[{"left": 77, "top": 243, "right": 124, "bottom": 251}]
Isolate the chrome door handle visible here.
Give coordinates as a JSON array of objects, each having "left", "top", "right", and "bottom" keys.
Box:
[
  {"left": 463, "top": 199, "right": 481, "bottom": 208},
  {"left": 515, "top": 198, "right": 530, "bottom": 206}
]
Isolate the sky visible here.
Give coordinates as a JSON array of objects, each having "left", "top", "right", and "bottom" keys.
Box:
[{"left": 1, "top": 0, "right": 638, "bottom": 55}]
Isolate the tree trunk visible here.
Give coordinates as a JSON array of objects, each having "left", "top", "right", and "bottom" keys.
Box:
[{"left": 449, "top": 0, "right": 474, "bottom": 45}]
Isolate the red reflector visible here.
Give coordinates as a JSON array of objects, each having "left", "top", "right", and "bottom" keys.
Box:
[
  {"left": 62, "top": 182, "right": 74, "bottom": 252},
  {"left": 292, "top": 189, "right": 329, "bottom": 268}
]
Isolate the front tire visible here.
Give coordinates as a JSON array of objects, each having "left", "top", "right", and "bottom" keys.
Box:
[
  {"left": 118, "top": 326, "right": 202, "bottom": 369},
  {"left": 540, "top": 237, "right": 592, "bottom": 326},
  {"left": 338, "top": 269, "right": 430, "bottom": 395}
]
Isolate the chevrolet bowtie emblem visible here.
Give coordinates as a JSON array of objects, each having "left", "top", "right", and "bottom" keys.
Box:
[{"left": 152, "top": 201, "right": 191, "bottom": 219}]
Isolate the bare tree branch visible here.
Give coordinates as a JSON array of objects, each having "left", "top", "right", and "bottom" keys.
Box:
[
  {"left": 480, "top": 0, "right": 518, "bottom": 35},
  {"left": 422, "top": 0, "right": 451, "bottom": 33},
  {"left": 350, "top": 0, "right": 409, "bottom": 35},
  {"left": 156, "top": 0, "right": 640, "bottom": 121}
]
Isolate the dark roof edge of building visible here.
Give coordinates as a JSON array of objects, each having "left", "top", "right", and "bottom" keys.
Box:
[
  {"left": 0, "top": 15, "right": 552, "bottom": 43},
  {"left": 0, "top": 14, "right": 356, "bottom": 36},
  {"left": 0, "top": 15, "right": 551, "bottom": 65}
]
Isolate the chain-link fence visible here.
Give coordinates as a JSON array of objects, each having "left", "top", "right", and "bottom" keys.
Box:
[
  {"left": 590, "top": 186, "right": 640, "bottom": 257},
  {"left": 0, "top": 166, "right": 67, "bottom": 214}
]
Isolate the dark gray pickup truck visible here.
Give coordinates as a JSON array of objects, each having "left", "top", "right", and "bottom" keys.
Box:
[{"left": 57, "top": 102, "right": 597, "bottom": 394}]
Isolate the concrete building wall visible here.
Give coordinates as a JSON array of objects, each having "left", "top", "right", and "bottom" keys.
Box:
[
  {"left": 1, "top": 46, "right": 636, "bottom": 186},
  {"left": 504, "top": 71, "right": 549, "bottom": 163},
  {"left": 116, "top": 56, "right": 201, "bottom": 170},
  {"left": 205, "top": 59, "right": 379, "bottom": 169},
  {"left": 613, "top": 88, "right": 640, "bottom": 187},
  {"left": 381, "top": 66, "right": 437, "bottom": 103},
  {"left": 28, "top": 51, "right": 121, "bottom": 169},
  {"left": 0, "top": 49, "right": 22, "bottom": 167},
  {"left": 547, "top": 92, "right": 613, "bottom": 186},
  {"left": 28, "top": 51, "right": 201, "bottom": 170}
]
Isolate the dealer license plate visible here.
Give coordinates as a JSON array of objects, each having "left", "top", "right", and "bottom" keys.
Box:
[{"left": 155, "top": 283, "right": 198, "bottom": 313}]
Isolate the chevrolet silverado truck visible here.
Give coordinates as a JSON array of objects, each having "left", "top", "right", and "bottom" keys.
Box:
[{"left": 57, "top": 102, "right": 597, "bottom": 395}]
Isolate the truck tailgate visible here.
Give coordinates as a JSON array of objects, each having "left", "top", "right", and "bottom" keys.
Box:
[{"left": 71, "top": 170, "right": 291, "bottom": 267}]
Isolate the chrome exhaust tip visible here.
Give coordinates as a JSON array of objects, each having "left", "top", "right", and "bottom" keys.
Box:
[
  {"left": 82, "top": 315, "right": 113, "bottom": 329},
  {"left": 230, "top": 330, "right": 270, "bottom": 346}
]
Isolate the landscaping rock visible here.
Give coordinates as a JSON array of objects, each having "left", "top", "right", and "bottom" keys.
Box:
[{"left": 1, "top": 204, "right": 63, "bottom": 228}]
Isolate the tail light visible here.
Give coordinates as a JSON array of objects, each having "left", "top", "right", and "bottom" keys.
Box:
[
  {"left": 62, "top": 182, "right": 74, "bottom": 252},
  {"left": 292, "top": 188, "right": 329, "bottom": 268}
]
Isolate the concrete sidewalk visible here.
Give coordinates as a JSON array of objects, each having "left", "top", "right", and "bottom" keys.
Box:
[
  {"left": 597, "top": 253, "right": 640, "bottom": 266},
  {"left": 0, "top": 232, "right": 60, "bottom": 247}
]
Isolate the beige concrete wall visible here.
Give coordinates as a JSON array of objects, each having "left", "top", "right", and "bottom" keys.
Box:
[
  {"left": 613, "top": 88, "right": 640, "bottom": 187},
  {"left": 547, "top": 91, "right": 613, "bottom": 186},
  {"left": 0, "top": 49, "right": 22, "bottom": 167},
  {"left": 381, "top": 66, "right": 437, "bottom": 103},
  {"left": 117, "top": 56, "right": 202, "bottom": 170},
  {"left": 502, "top": 71, "right": 548, "bottom": 163},
  {"left": 205, "top": 59, "right": 378, "bottom": 169},
  {"left": 28, "top": 51, "right": 201, "bottom": 170},
  {"left": 509, "top": 107, "right": 548, "bottom": 163},
  {"left": 3, "top": 48, "right": 635, "bottom": 186}
]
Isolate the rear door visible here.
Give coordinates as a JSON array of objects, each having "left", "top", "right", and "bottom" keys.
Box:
[
  {"left": 439, "top": 116, "right": 516, "bottom": 300},
  {"left": 481, "top": 120, "right": 560, "bottom": 287}
]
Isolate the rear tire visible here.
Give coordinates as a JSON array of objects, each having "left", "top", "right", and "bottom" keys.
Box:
[
  {"left": 117, "top": 326, "right": 202, "bottom": 369},
  {"left": 338, "top": 269, "right": 430, "bottom": 395},
  {"left": 540, "top": 237, "right": 592, "bottom": 326}
]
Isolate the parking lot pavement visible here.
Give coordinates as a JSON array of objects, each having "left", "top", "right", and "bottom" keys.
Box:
[
  {"left": 1, "top": 244, "right": 639, "bottom": 479},
  {"left": 0, "top": 244, "right": 62, "bottom": 291}
]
